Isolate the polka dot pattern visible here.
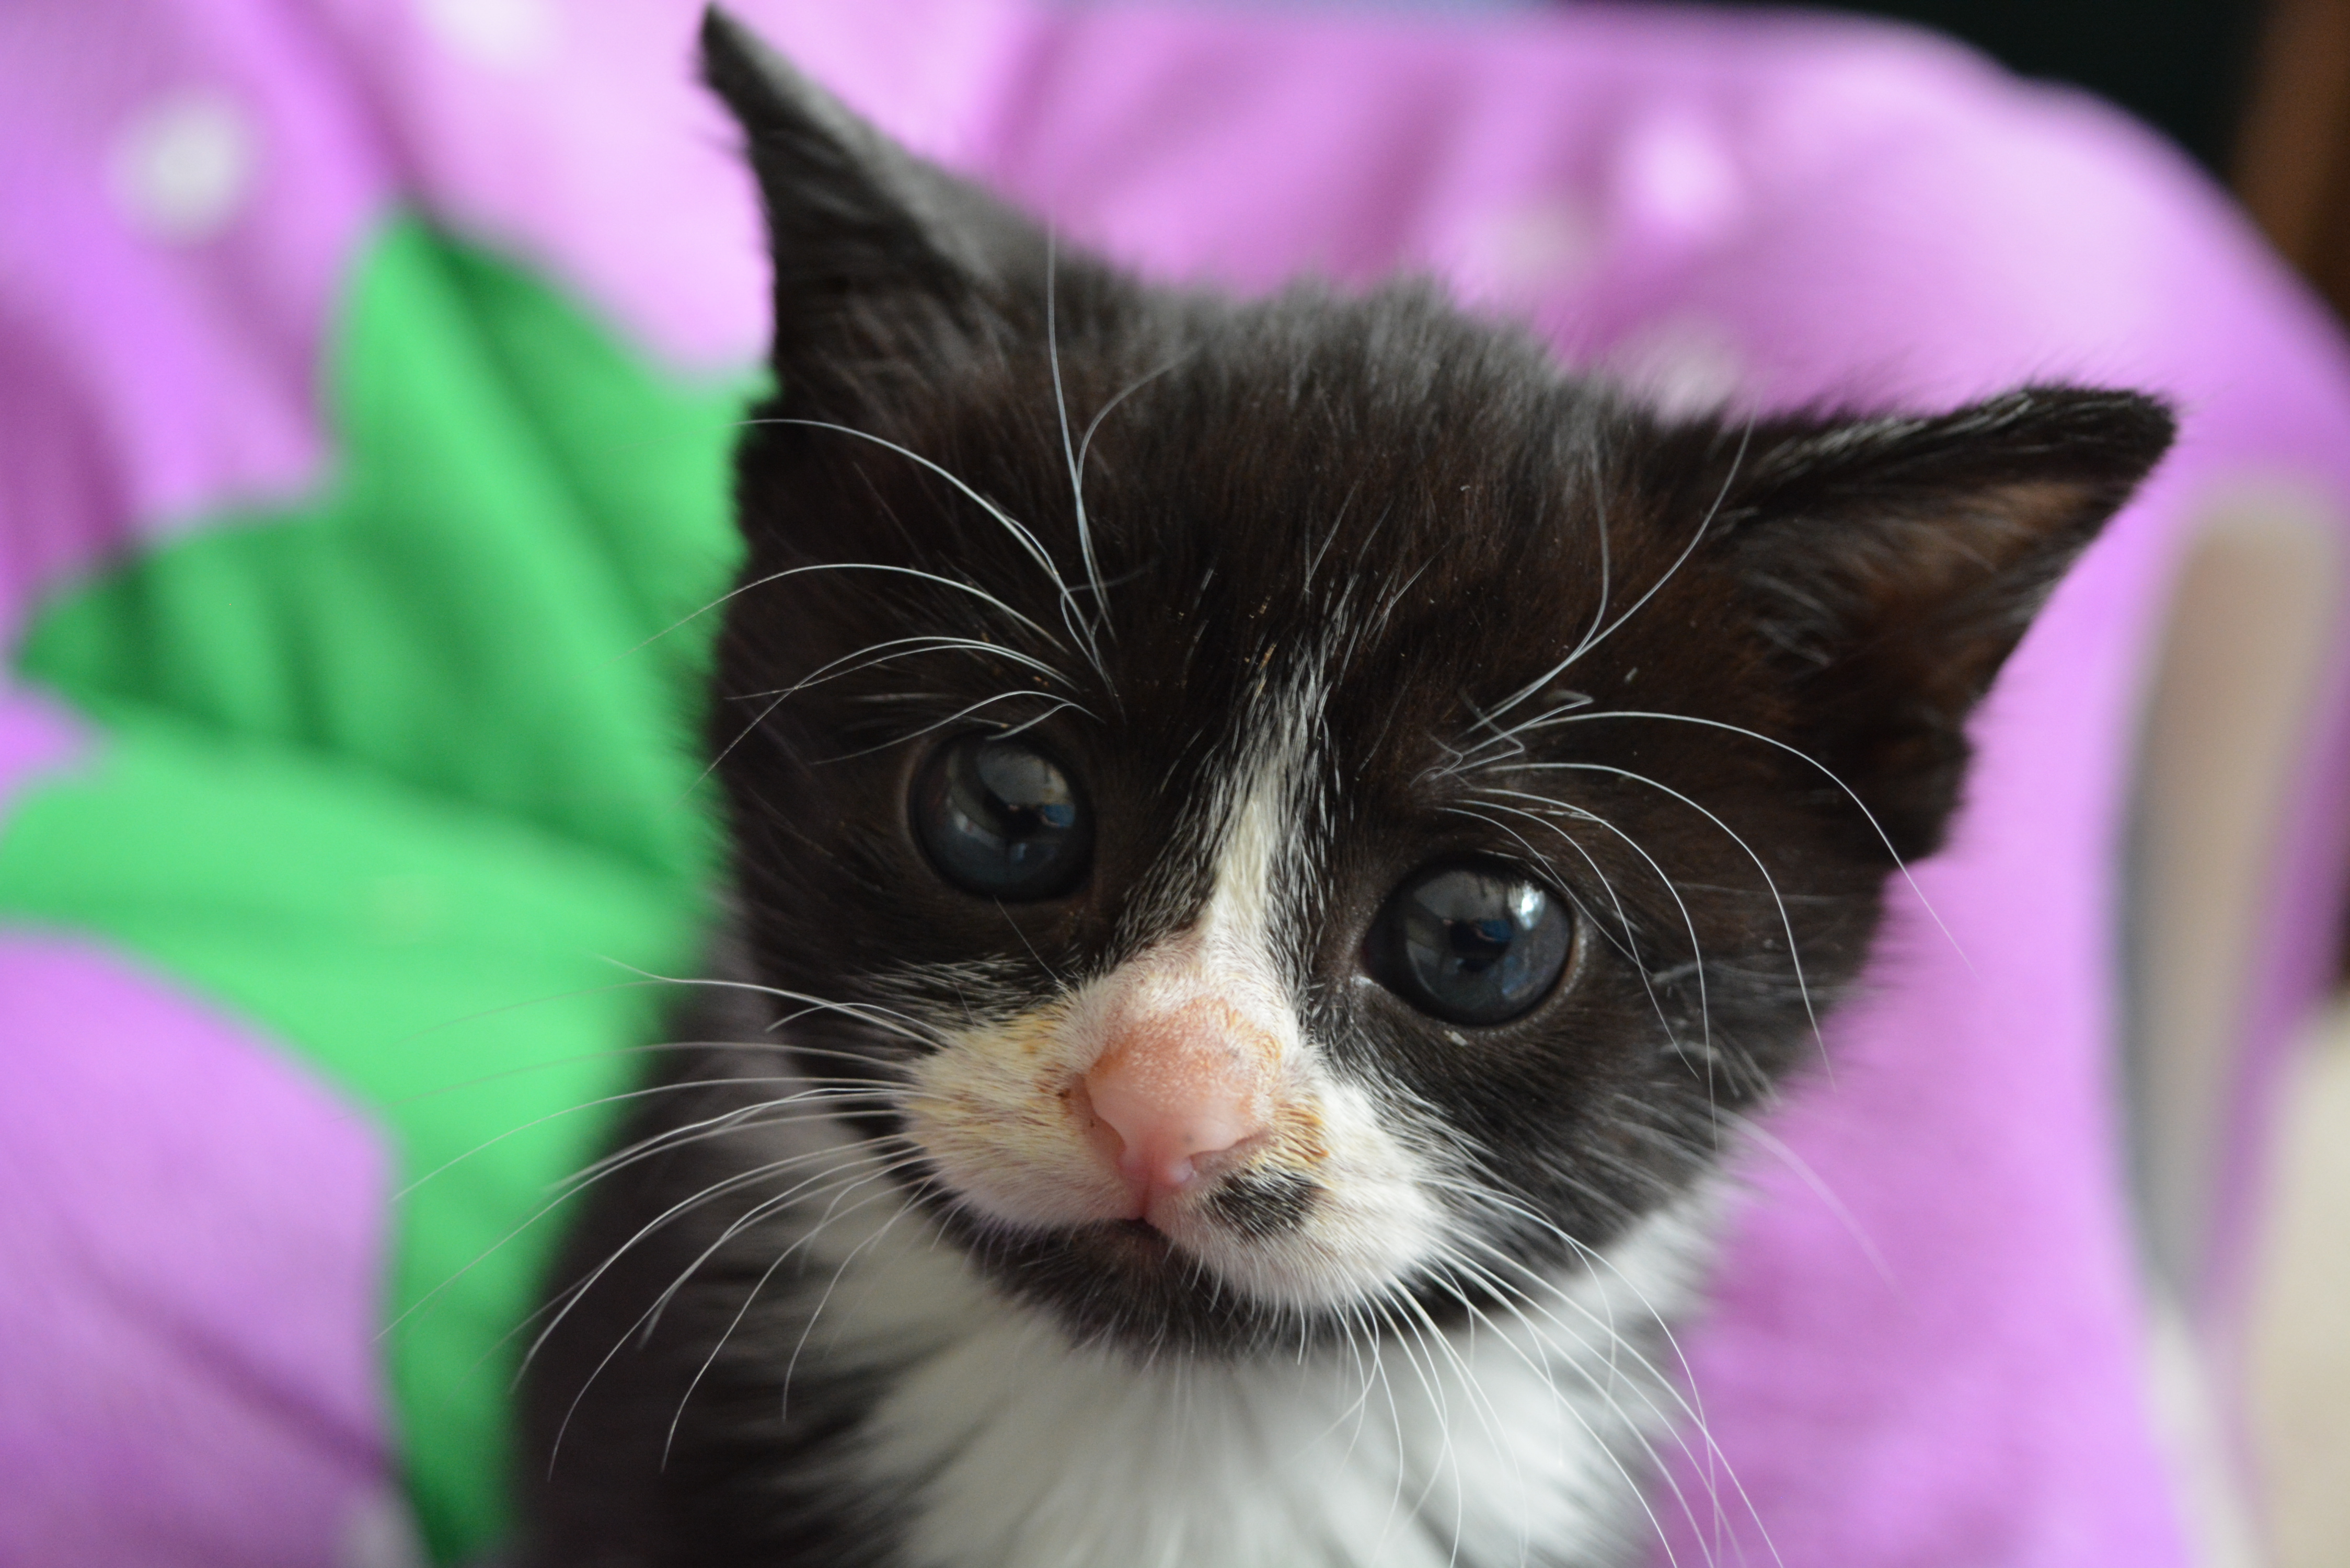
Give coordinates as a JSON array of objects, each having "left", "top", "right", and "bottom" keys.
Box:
[{"left": 107, "top": 88, "right": 256, "bottom": 243}]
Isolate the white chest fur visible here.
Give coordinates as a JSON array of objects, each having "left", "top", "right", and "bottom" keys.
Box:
[{"left": 797, "top": 1202, "right": 1715, "bottom": 1568}]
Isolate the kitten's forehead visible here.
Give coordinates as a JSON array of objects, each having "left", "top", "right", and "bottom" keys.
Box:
[
  {"left": 870, "top": 320, "right": 1649, "bottom": 946},
  {"left": 1043, "top": 632, "right": 1319, "bottom": 997},
  {"left": 1144, "top": 660, "right": 1331, "bottom": 965}
]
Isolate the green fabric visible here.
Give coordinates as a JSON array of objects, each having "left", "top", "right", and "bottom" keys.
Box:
[{"left": 0, "top": 216, "right": 750, "bottom": 1562}]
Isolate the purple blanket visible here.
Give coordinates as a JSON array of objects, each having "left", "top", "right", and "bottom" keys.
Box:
[{"left": 6, "top": 1, "right": 2350, "bottom": 1563}]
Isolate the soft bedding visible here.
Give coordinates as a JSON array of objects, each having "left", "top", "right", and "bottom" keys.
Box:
[{"left": 6, "top": 2, "right": 2350, "bottom": 1564}]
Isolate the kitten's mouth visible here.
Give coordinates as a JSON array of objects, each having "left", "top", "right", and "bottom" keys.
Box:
[
  {"left": 1096, "top": 1216, "right": 1177, "bottom": 1260},
  {"left": 928, "top": 1184, "right": 1407, "bottom": 1357},
  {"left": 969, "top": 1178, "right": 1320, "bottom": 1293}
]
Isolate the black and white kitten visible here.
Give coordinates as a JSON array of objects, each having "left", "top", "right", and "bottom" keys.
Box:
[{"left": 519, "top": 12, "right": 2174, "bottom": 1566}]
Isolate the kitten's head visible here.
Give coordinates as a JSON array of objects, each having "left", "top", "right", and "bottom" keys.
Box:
[{"left": 700, "top": 11, "right": 2172, "bottom": 1355}]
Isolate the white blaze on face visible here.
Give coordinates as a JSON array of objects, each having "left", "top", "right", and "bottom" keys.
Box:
[{"left": 904, "top": 680, "right": 1447, "bottom": 1311}]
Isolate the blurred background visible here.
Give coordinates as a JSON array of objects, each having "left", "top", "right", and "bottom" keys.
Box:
[
  {"left": 1167, "top": 0, "right": 2350, "bottom": 321},
  {"left": 6, "top": 2, "right": 2346, "bottom": 1564},
  {"left": 1655, "top": 1, "right": 2350, "bottom": 1560},
  {"left": 1138, "top": 1, "right": 2350, "bottom": 1562},
  {"left": 1667, "top": 6, "right": 2350, "bottom": 1563}
]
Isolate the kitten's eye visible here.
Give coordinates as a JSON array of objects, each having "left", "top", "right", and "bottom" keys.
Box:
[
  {"left": 912, "top": 735, "right": 1092, "bottom": 900},
  {"left": 1369, "top": 862, "right": 1573, "bottom": 1026}
]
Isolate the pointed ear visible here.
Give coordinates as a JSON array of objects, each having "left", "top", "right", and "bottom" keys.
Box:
[
  {"left": 700, "top": 7, "right": 1037, "bottom": 413},
  {"left": 1705, "top": 386, "right": 2175, "bottom": 859}
]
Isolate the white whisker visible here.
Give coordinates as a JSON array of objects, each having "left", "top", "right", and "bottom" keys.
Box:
[
  {"left": 1518, "top": 761, "right": 1825, "bottom": 1069},
  {"left": 1474, "top": 789, "right": 1716, "bottom": 1074},
  {"left": 1500, "top": 707, "right": 1968, "bottom": 968},
  {"left": 1046, "top": 233, "right": 1112, "bottom": 649},
  {"left": 1484, "top": 417, "right": 1755, "bottom": 725},
  {"left": 617, "top": 558, "right": 1069, "bottom": 663},
  {"left": 744, "top": 416, "right": 1108, "bottom": 681}
]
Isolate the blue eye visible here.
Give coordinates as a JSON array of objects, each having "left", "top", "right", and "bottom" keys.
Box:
[
  {"left": 1371, "top": 862, "right": 1573, "bottom": 1025},
  {"left": 913, "top": 735, "right": 1091, "bottom": 900}
]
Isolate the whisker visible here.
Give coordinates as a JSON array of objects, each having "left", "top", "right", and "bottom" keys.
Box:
[
  {"left": 1437, "top": 691, "right": 1596, "bottom": 775},
  {"left": 1301, "top": 477, "right": 1366, "bottom": 593},
  {"left": 380, "top": 1031, "right": 789, "bottom": 1108},
  {"left": 385, "top": 1109, "right": 906, "bottom": 1343},
  {"left": 542, "top": 1148, "right": 923, "bottom": 1471},
  {"left": 1483, "top": 416, "right": 1755, "bottom": 724},
  {"left": 1075, "top": 353, "right": 1190, "bottom": 487},
  {"left": 1727, "top": 1113, "right": 1899, "bottom": 1295},
  {"left": 742, "top": 418, "right": 1067, "bottom": 602},
  {"left": 1473, "top": 789, "right": 1715, "bottom": 1077},
  {"left": 1422, "top": 1239, "right": 1746, "bottom": 1568},
  {"left": 1516, "top": 762, "right": 1825, "bottom": 1071},
  {"left": 1365, "top": 1287, "right": 1459, "bottom": 1545},
  {"left": 1046, "top": 233, "right": 1111, "bottom": 644},
  {"left": 591, "top": 962, "right": 950, "bottom": 1053},
  {"left": 735, "top": 631, "right": 1079, "bottom": 698},
  {"left": 619, "top": 558, "right": 1068, "bottom": 663},
  {"left": 1445, "top": 799, "right": 1691, "bottom": 1064},
  {"left": 1428, "top": 1198, "right": 1781, "bottom": 1565},
  {"left": 1497, "top": 707, "right": 1967, "bottom": 969},
  {"left": 561, "top": 1087, "right": 916, "bottom": 1196},
  {"left": 771, "top": 1168, "right": 937, "bottom": 1423},
  {"left": 395, "top": 1075, "right": 882, "bottom": 1200},
  {"left": 379, "top": 978, "right": 740, "bottom": 1053},
  {"left": 522, "top": 1137, "right": 914, "bottom": 1370},
  {"left": 1416, "top": 1243, "right": 1696, "bottom": 1568},
  {"left": 817, "top": 691, "right": 1091, "bottom": 763}
]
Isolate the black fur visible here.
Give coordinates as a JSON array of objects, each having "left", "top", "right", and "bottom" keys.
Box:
[{"left": 519, "top": 11, "right": 2174, "bottom": 1564}]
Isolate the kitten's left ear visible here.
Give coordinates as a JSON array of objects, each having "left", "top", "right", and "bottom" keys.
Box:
[
  {"left": 700, "top": 7, "right": 1040, "bottom": 414},
  {"left": 1696, "top": 385, "right": 2175, "bottom": 859}
]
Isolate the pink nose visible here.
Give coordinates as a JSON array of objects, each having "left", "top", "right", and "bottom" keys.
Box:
[{"left": 1081, "top": 1002, "right": 1272, "bottom": 1215}]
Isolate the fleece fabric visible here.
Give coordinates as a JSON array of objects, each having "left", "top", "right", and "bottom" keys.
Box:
[{"left": 5, "top": 2, "right": 2350, "bottom": 1564}]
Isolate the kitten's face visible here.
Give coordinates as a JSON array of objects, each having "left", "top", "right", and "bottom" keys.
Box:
[{"left": 700, "top": 15, "right": 2171, "bottom": 1356}]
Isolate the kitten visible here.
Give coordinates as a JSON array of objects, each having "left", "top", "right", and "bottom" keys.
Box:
[{"left": 518, "top": 11, "right": 2174, "bottom": 1565}]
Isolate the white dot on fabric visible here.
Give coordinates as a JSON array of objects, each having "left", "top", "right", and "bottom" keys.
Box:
[
  {"left": 419, "top": 0, "right": 555, "bottom": 67},
  {"left": 1610, "top": 315, "right": 1746, "bottom": 419},
  {"left": 108, "top": 89, "right": 257, "bottom": 243},
  {"left": 1620, "top": 113, "right": 1740, "bottom": 243},
  {"left": 1472, "top": 195, "right": 1602, "bottom": 297},
  {"left": 335, "top": 1488, "right": 429, "bottom": 1568}
]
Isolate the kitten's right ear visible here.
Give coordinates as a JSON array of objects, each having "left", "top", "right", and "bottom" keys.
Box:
[
  {"left": 1688, "top": 386, "right": 2174, "bottom": 861},
  {"left": 700, "top": 7, "right": 1034, "bottom": 412}
]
